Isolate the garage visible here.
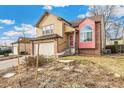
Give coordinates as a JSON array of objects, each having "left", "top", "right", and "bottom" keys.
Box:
[
  {"left": 34, "top": 42, "right": 55, "bottom": 56},
  {"left": 12, "top": 43, "right": 18, "bottom": 55},
  {"left": 13, "top": 46, "right": 18, "bottom": 55}
]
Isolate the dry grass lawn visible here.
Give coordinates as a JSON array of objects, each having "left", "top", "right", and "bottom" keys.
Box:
[
  {"left": 62, "top": 54, "right": 124, "bottom": 76},
  {"left": 0, "top": 54, "right": 124, "bottom": 88}
]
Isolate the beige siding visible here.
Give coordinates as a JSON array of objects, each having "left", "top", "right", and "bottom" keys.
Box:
[
  {"left": 65, "top": 24, "right": 75, "bottom": 32},
  {"left": 57, "top": 24, "right": 73, "bottom": 52},
  {"left": 57, "top": 38, "right": 67, "bottom": 52},
  {"left": 38, "top": 14, "right": 63, "bottom": 37},
  {"left": 19, "top": 43, "right": 32, "bottom": 55},
  {"left": 36, "top": 27, "right": 42, "bottom": 37},
  {"left": 36, "top": 13, "right": 76, "bottom": 53}
]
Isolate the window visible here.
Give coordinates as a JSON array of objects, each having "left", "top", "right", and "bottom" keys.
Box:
[
  {"left": 80, "top": 25, "right": 93, "bottom": 42},
  {"left": 42, "top": 27, "right": 45, "bottom": 35},
  {"left": 80, "top": 31, "right": 93, "bottom": 42},
  {"left": 42, "top": 24, "right": 54, "bottom": 35},
  {"left": 51, "top": 24, "right": 54, "bottom": 29},
  {"left": 87, "top": 32, "right": 92, "bottom": 41}
]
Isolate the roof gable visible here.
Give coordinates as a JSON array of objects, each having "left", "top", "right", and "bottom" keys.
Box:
[
  {"left": 35, "top": 11, "right": 51, "bottom": 27},
  {"left": 36, "top": 12, "right": 103, "bottom": 29},
  {"left": 70, "top": 15, "right": 103, "bottom": 27},
  {"left": 35, "top": 11, "right": 74, "bottom": 28}
]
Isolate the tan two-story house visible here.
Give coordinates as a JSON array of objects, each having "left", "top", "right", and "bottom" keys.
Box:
[
  {"left": 32, "top": 11, "right": 105, "bottom": 56},
  {"left": 32, "top": 12, "right": 77, "bottom": 56}
]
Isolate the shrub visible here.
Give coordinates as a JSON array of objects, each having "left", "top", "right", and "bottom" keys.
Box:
[{"left": 26, "top": 55, "right": 54, "bottom": 67}]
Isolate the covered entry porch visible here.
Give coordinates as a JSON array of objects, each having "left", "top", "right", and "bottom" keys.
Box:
[{"left": 65, "top": 30, "right": 78, "bottom": 55}]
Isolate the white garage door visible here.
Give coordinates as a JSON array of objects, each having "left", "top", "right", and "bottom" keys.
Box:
[
  {"left": 34, "top": 42, "right": 55, "bottom": 56},
  {"left": 13, "top": 46, "right": 18, "bottom": 55}
]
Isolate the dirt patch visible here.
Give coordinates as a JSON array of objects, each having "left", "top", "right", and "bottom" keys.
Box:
[{"left": 0, "top": 60, "right": 124, "bottom": 88}]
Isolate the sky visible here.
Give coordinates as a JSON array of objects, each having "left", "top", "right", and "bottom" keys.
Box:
[
  {"left": 0, "top": 5, "right": 89, "bottom": 46},
  {"left": 0, "top": 5, "right": 124, "bottom": 46}
]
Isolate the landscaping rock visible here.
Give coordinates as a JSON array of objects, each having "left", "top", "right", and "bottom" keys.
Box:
[
  {"left": 114, "top": 73, "right": 121, "bottom": 78},
  {"left": 38, "top": 68, "right": 43, "bottom": 71},
  {"left": 63, "top": 66, "right": 70, "bottom": 70},
  {"left": 3, "top": 72, "right": 16, "bottom": 78},
  {"left": 30, "top": 68, "right": 34, "bottom": 71},
  {"left": 63, "top": 65, "right": 74, "bottom": 70},
  {"left": 59, "top": 60, "right": 75, "bottom": 63},
  {"left": 74, "top": 68, "right": 83, "bottom": 73}
]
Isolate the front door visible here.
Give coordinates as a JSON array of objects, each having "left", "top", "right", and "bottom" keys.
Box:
[{"left": 69, "top": 34, "right": 74, "bottom": 48}]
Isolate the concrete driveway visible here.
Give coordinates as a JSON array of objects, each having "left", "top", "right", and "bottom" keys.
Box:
[{"left": 0, "top": 56, "right": 25, "bottom": 70}]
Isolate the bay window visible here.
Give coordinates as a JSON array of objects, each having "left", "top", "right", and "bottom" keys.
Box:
[{"left": 80, "top": 25, "right": 93, "bottom": 42}]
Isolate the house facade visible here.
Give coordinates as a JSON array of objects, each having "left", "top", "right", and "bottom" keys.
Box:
[
  {"left": 106, "top": 28, "right": 124, "bottom": 53},
  {"left": 77, "top": 16, "right": 105, "bottom": 55},
  {"left": 106, "top": 37, "right": 124, "bottom": 53},
  {"left": 12, "top": 37, "right": 33, "bottom": 55},
  {"left": 32, "top": 12, "right": 105, "bottom": 56}
]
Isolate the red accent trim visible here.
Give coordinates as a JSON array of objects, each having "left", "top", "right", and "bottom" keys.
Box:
[{"left": 78, "top": 19, "right": 95, "bottom": 48}]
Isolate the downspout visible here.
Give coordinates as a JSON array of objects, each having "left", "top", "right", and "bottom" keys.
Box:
[{"left": 101, "top": 15, "right": 106, "bottom": 54}]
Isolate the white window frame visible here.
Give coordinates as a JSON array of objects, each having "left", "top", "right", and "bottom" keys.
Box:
[
  {"left": 80, "top": 28, "right": 93, "bottom": 42},
  {"left": 42, "top": 24, "right": 54, "bottom": 35}
]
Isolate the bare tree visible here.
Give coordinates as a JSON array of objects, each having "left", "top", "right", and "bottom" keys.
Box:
[
  {"left": 87, "top": 5, "right": 124, "bottom": 38},
  {"left": 108, "top": 18, "right": 124, "bottom": 39},
  {"left": 17, "top": 38, "right": 20, "bottom": 73},
  {"left": 35, "top": 44, "right": 39, "bottom": 79},
  {"left": 22, "top": 29, "right": 29, "bottom": 72}
]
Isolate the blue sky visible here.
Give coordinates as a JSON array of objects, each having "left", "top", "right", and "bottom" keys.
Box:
[
  {"left": 0, "top": 5, "right": 124, "bottom": 45},
  {"left": 0, "top": 5, "right": 89, "bottom": 45},
  {"left": 0, "top": 5, "right": 88, "bottom": 25}
]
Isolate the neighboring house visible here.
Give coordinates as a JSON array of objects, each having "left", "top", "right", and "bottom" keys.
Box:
[
  {"left": 12, "top": 37, "right": 33, "bottom": 55},
  {"left": 0, "top": 46, "right": 12, "bottom": 55},
  {"left": 106, "top": 28, "right": 124, "bottom": 53},
  {"left": 106, "top": 36, "right": 124, "bottom": 53},
  {"left": 32, "top": 11, "right": 105, "bottom": 56}
]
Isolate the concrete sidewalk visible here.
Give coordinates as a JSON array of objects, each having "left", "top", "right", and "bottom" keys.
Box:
[
  {"left": 0, "top": 55, "right": 22, "bottom": 61},
  {"left": 0, "top": 56, "right": 25, "bottom": 70}
]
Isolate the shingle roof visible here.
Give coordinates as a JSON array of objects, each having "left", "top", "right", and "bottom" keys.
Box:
[
  {"left": 70, "top": 19, "right": 82, "bottom": 27},
  {"left": 70, "top": 15, "right": 103, "bottom": 27},
  {"left": 35, "top": 11, "right": 103, "bottom": 28},
  {"left": 35, "top": 11, "right": 73, "bottom": 28},
  {"left": 32, "top": 34, "right": 62, "bottom": 41},
  {"left": 11, "top": 37, "right": 33, "bottom": 44}
]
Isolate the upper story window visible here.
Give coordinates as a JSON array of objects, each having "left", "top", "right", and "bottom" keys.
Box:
[
  {"left": 42, "top": 24, "right": 54, "bottom": 35},
  {"left": 80, "top": 25, "right": 93, "bottom": 42}
]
